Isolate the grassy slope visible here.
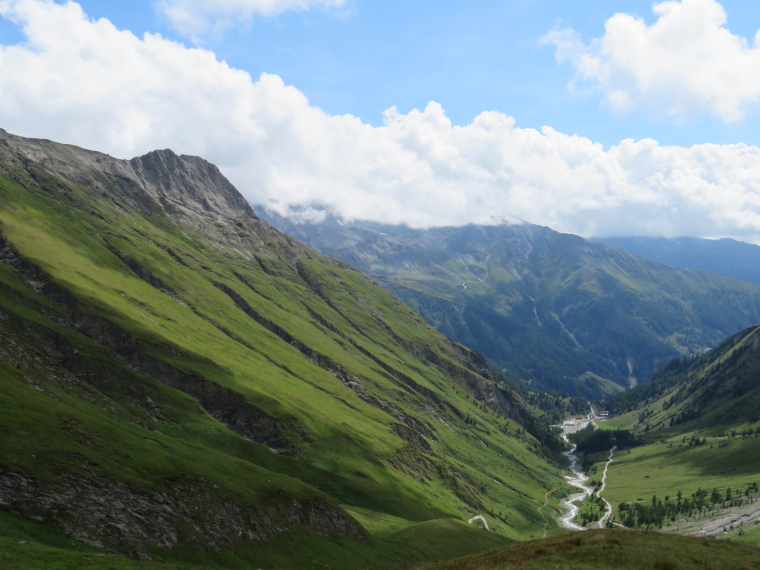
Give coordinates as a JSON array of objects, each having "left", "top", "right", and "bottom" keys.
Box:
[
  {"left": 8, "top": 524, "right": 760, "bottom": 570},
  {"left": 0, "top": 136, "right": 564, "bottom": 567},
  {"left": 605, "top": 324, "right": 760, "bottom": 436},
  {"left": 0, "top": 517, "right": 511, "bottom": 570},
  {"left": 410, "top": 528, "right": 760, "bottom": 569}
]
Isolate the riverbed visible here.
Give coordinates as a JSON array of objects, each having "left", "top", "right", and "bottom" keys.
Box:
[{"left": 558, "top": 416, "right": 595, "bottom": 530}]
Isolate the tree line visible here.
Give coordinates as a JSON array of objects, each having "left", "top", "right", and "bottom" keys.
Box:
[
  {"left": 567, "top": 424, "right": 644, "bottom": 454},
  {"left": 617, "top": 483, "right": 759, "bottom": 529}
]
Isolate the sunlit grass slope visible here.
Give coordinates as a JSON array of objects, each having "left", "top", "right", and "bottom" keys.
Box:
[
  {"left": 0, "top": 131, "right": 564, "bottom": 567},
  {"left": 586, "top": 437, "right": 760, "bottom": 529}
]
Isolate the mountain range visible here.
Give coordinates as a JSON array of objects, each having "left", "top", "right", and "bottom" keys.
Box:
[
  {"left": 596, "top": 236, "right": 760, "bottom": 285},
  {"left": 257, "top": 212, "right": 760, "bottom": 398}
]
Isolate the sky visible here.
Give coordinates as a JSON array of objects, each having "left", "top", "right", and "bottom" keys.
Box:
[{"left": 2, "top": 0, "right": 760, "bottom": 241}]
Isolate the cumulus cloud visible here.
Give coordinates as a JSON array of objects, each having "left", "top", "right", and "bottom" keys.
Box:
[
  {"left": 155, "top": 0, "right": 348, "bottom": 40},
  {"left": 2, "top": 0, "right": 760, "bottom": 242},
  {"left": 542, "top": 0, "right": 760, "bottom": 122}
]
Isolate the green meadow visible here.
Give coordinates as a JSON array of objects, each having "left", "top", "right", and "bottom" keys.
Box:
[{"left": 598, "top": 437, "right": 760, "bottom": 506}]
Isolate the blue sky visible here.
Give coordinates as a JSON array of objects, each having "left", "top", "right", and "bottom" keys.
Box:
[
  {"left": 2, "top": 0, "right": 760, "bottom": 240},
  {"left": 53, "top": 0, "right": 760, "bottom": 147}
]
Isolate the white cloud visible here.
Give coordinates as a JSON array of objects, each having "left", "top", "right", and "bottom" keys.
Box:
[
  {"left": 542, "top": 0, "right": 760, "bottom": 122},
  {"left": 2, "top": 0, "right": 760, "bottom": 242},
  {"left": 155, "top": 0, "right": 348, "bottom": 40}
]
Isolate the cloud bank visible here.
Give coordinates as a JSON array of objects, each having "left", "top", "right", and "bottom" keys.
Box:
[
  {"left": 1, "top": 0, "right": 760, "bottom": 241},
  {"left": 543, "top": 0, "right": 760, "bottom": 122},
  {"left": 155, "top": 0, "right": 348, "bottom": 40}
]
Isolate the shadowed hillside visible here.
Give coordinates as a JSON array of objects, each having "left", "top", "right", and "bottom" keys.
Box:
[
  {"left": 607, "top": 323, "right": 760, "bottom": 434},
  {"left": 257, "top": 212, "right": 760, "bottom": 398}
]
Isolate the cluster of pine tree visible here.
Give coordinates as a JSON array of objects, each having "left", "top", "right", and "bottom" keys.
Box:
[
  {"left": 618, "top": 483, "right": 759, "bottom": 529},
  {"left": 578, "top": 493, "right": 607, "bottom": 526},
  {"left": 567, "top": 424, "right": 644, "bottom": 453},
  {"left": 527, "top": 391, "right": 588, "bottom": 425}
]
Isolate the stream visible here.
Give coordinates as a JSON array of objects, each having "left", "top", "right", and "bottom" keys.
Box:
[{"left": 557, "top": 416, "right": 595, "bottom": 530}]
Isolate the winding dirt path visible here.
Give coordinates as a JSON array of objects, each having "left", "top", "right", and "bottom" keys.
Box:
[
  {"left": 595, "top": 446, "right": 616, "bottom": 528},
  {"left": 467, "top": 515, "right": 489, "bottom": 530},
  {"left": 536, "top": 489, "right": 555, "bottom": 538}
]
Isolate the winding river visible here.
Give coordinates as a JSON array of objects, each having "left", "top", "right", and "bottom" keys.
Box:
[{"left": 557, "top": 416, "right": 595, "bottom": 530}]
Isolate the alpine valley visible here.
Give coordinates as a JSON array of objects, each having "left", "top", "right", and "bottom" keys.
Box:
[
  {"left": 3, "top": 128, "right": 760, "bottom": 570},
  {"left": 257, "top": 213, "right": 760, "bottom": 398}
]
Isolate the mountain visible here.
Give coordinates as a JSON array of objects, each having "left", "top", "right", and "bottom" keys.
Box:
[
  {"left": 256, "top": 212, "right": 760, "bottom": 399},
  {"left": 0, "top": 130, "right": 564, "bottom": 568},
  {"left": 607, "top": 322, "right": 760, "bottom": 434},
  {"left": 595, "top": 236, "right": 760, "bottom": 285}
]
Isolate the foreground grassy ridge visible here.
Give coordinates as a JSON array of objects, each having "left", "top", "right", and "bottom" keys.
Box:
[
  {"left": 411, "top": 529, "right": 760, "bottom": 569},
  {"left": 0, "top": 133, "right": 565, "bottom": 565}
]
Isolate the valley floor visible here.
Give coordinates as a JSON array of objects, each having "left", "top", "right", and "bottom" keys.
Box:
[
  {"left": 587, "top": 434, "right": 760, "bottom": 540},
  {"left": 661, "top": 498, "right": 760, "bottom": 538}
]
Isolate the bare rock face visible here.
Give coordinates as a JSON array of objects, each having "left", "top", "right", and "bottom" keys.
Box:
[
  {"left": 127, "top": 149, "right": 255, "bottom": 221},
  {"left": 0, "top": 470, "right": 366, "bottom": 559}
]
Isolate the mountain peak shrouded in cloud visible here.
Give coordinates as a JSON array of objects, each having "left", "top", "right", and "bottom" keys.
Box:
[
  {"left": 543, "top": 0, "right": 760, "bottom": 122},
  {"left": 2, "top": 0, "right": 760, "bottom": 242}
]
